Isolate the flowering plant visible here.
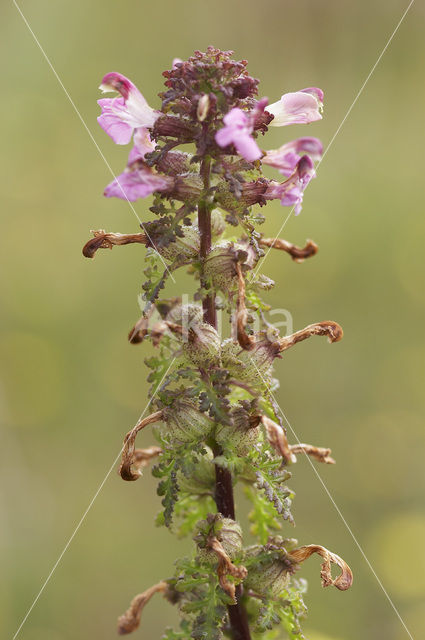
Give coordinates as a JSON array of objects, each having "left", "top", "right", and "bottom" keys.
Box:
[{"left": 83, "top": 47, "right": 352, "bottom": 640}]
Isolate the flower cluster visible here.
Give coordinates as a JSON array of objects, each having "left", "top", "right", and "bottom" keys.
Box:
[
  {"left": 98, "top": 48, "right": 323, "bottom": 214},
  {"left": 85, "top": 47, "right": 351, "bottom": 640}
]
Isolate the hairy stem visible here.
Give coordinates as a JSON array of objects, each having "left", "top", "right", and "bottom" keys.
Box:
[{"left": 197, "top": 154, "right": 252, "bottom": 640}]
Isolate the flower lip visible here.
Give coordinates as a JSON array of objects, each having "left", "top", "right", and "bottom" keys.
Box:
[
  {"left": 215, "top": 107, "right": 262, "bottom": 162},
  {"left": 104, "top": 165, "right": 171, "bottom": 202},
  {"left": 265, "top": 154, "right": 316, "bottom": 215},
  {"left": 267, "top": 87, "right": 324, "bottom": 127},
  {"left": 97, "top": 72, "right": 159, "bottom": 144},
  {"left": 301, "top": 86, "right": 324, "bottom": 105},
  {"left": 99, "top": 72, "right": 137, "bottom": 100},
  {"left": 262, "top": 136, "right": 323, "bottom": 176}
]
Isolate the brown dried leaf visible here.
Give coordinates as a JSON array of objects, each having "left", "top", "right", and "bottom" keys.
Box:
[
  {"left": 261, "top": 415, "right": 296, "bottom": 463},
  {"left": 119, "top": 411, "right": 163, "bottom": 481},
  {"left": 208, "top": 537, "right": 248, "bottom": 602},
  {"left": 82, "top": 230, "right": 147, "bottom": 259},
  {"left": 289, "top": 544, "right": 353, "bottom": 591},
  {"left": 290, "top": 443, "right": 335, "bottom": 464},
  {"left": 235, "top": 262, "right": 255, "bottom": 351},
  {"left": 277, "top": 321, "right": 343, "bottom": 353},
  {"left": 259, "top": 237, "right": 318, "bottom": 262},
  {"left": 132, "top": 446, "right": 162, "bottom": 474},
  {"left": 117, "top": 581, "right": 168, "bottom": 635}
]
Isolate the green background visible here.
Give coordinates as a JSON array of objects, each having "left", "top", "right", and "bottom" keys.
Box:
[{"left": 1, "top": 1, "right": 424, "bottom": 639}]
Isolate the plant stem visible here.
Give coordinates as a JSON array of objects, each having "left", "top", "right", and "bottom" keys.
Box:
[{"left": 198, "top": 156, "right": 252, "bottom": 640}]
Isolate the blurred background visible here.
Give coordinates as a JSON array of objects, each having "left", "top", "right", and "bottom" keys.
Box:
[{"left": 1, "top": 1, "right": 424, "bottom": 639}]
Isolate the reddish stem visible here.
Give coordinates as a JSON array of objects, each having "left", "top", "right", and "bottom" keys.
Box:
[{"left": 197, "top": 155, "right": 252, "bottom": 640}]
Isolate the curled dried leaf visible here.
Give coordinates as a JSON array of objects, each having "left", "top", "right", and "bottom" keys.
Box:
[
  {"left": 277, "top": 321, "right": 343, "bottom": 353},
  {"left": 208, "top": 536, "right": 248, "bottom": 602},
  {"left": 119, "top": 411, "right": 163, "bottom": 481},
  {"left": 289, "top": 544, "right": 353, "bottom": 591},
  {"left": 235, "top": 262, "right": 255, "bottom": 351},
  {"left": 290, "top": 443, "right": 335, "bottom": 464},
  {"left": 259, "top": 237, "right": 318, "bottom": 262},
  {"left": 117, "top": 581, "right": 169, "bottom": 635},
  {"left": 261, "top": 415, "right": 296, "bottom": 463},
  {"left": 82, "top": 230, "right": 147, "bottom": 258},
  {"left": 128, "top": 315, "right": 150, "bottom": 344},
  {"left": 132, "top": 446, "right": 162, "bottom": 474},
  {"left": 128, "top": 303, "right": 157, "bottom": 344}
]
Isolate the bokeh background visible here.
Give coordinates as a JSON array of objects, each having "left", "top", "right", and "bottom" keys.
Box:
[{"left": 1, "top": 1, "right": 424, "bottom": 639}]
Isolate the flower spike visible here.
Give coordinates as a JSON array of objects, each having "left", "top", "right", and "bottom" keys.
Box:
[{"left": 85, "top": 48, "right": 352, "bottom": 640}]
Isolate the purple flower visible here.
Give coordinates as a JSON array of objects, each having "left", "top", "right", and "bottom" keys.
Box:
[
  {"left": 262, "top": 137, "right": 323, "bottom": 176},
  {"left": 215, "top": 108, "right": 262, "bottom": 162},
  {"left": 104, "top": 165, "right": 170, "bottom": 202},
  {"left": 267, "top": 88, "right": 324, "bottom": 127},
  {"left": 265, "top": 155, "right": 316, "bottom": 215},
  {"left": 97, "top": 72, "right": 159, "bottom": 145}
]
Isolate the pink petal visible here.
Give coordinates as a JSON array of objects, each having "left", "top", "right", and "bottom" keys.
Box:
[
  {"left": 104, "top": 168, "right": 169, "bottom": 201},
  {"left": 98, "top": 72, "right": 159, "bottom": 140},
  {"left": 128, "top": 128, "right": 156, "bottom": 164},
  {"left": 267, "top": 90, "right": 323, "bottom": 127},
  {"left": 97, "top": 97, "right": 134, "bottom": 145},
  {"left": 223, "top": 108, "right": 248, "bottom": 127},
  {"left": 215, "top": 126, "right": 237, "bottom": 148},
  {"left": 234, "top": 134, "right": 262, "bottom": 162}
]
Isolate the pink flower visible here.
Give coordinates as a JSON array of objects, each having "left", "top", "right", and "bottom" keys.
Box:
[
  {"left": 265, "top": 155, "right": 316, "bottom": 215},
  {"left": 262, "top": 137, "right": 323, "bottom": 176},
  {"left": 97, "top": 72, "right": 159, "bottom": 145},
  {"left": 215, "top": 108, "right": 262, "bottom": 162},
  {"left": 127, "top": 127, "right": 156, "bottom": 164},
  {"left": 267, "top": 88, "right": 324, "bottom": 127},
  {"left": 104, "top": 164, "right": 170, "bottom": 202}
]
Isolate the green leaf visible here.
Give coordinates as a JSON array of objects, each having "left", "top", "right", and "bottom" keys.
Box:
[
  {"left": 246, "top": 449, "right": 294, "bottom": 524},
  {"left": 173, "top": 494, "right": 216, "bottom": 538},
  {"left": 251, "top": 579, "right": 308, "bottom": 639},
  {"left": 245, "top": 485, "right": 282, "bottom": 544}
]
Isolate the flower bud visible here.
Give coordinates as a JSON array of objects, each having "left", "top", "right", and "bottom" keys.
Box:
[
  {"left": 183, "top": 322, "right": 221, "bottom": 368},
  {"left": 156, "top": 151, "right": 192, "bottom": 176},
  {"left": 153, "top": 114, "right": 197, "bottom": 142},
  {"left": 195, "top": 514, "right": 243, "bottom": 564},
  {"left": 162, "top": 399, "right": 214, "bottom": 445},
  {"left": 215, "top": 404, "right": 261, "bottom": 455},
  {"left": 221, "top": 338, "right": 279, "bottom": 385},
  {"left": 211, "top": 209, "right": 226, "bottom": 237},
  {"left": 204, "top": 241, "right": 256, "bottom": 294},
  {"left": 167, "top": 303, "right": 203, "bottom": 326},
  {"left": 177, "top": 449, "right": 215, "bottom": 494},
  {"left": 243, "top": 539, "right": 297, "bottom": 597},
  {"left": 197, "top": 94, "right": 210, "bottom": 122},
  {"left": 153, "top": 225, "right": 200, "bottom": 263},
  {"left": 168, "top": 173, "right": 203, "bottom": 205}
]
